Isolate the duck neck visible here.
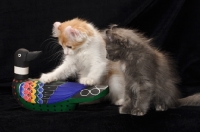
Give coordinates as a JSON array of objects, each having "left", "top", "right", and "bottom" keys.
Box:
[{"left": 14, "top": 66, "right": 29, "bottom": 80}]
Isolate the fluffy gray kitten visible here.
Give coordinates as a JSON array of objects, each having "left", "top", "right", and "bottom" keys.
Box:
[{"left": 102, "top": 25, "right": 200, "bottom": 116}]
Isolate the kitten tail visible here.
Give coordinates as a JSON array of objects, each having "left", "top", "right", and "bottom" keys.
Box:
[{"left": 178, "top": 93, "right": 200, "bottom": 106}]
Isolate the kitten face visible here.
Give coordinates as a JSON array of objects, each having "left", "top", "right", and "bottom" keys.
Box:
[
  {"left": 104, "top": 29, "right": 128, "bottom": 62},
  {"left": 105, "top": 40, "right": 121, "bottom": 62},
  {"left": 52, "top": 18, "right": 94, "bottom": 55}
]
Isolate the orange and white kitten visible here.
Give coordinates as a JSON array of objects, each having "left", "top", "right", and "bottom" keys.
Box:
[{"left": 39, "top": 18, "right": 125, "bottom": 105}]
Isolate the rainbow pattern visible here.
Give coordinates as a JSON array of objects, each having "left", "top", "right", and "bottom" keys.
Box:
[{"left": 19, "top": 81, "right": 44, "bottom": 104}]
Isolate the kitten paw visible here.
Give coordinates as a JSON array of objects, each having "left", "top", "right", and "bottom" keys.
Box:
[
  {"left": 79, "top": 77, "right": 95, "bottom": 86},
  {"left": 115, "top": 99, "right": 124, "bottom": 105},
  {"left": 155, "top": 104, "right": 168, "bottom": 111},
  {"left": 39, "top": 73, "right": 57, "bottom": 83},
  {"left": 131, "top": 108, "right": 146, "bottom": 116},
  {"left": 119, "top": 105, "right": 131, "bottom": 114}
]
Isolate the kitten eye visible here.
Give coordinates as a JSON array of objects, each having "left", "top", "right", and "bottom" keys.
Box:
[{"left": 66, "top": 46, "right": 72, "bottom": 49}]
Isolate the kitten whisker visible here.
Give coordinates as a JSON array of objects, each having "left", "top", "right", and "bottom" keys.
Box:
[
  {"left": 41, "top": 41, "right": 61, "bottom": 53},
  {"left": 39, "top": 37, "right": 58, "bottom": 49},
  {"left": 43, "top": 50, "right": 63, "bottom": 61},
  {"left": 43, "top": 50, "right": 63, "bottom": 65},
  {"left": 48, "top": 42, "right": 61, "bottom": 50}
]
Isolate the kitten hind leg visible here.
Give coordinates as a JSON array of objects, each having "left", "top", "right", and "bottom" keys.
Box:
[
  {"left": 154, "top": 92, "right": 177, "bottom": 111},
  {"left": 154, "top": 93, "right": 169, "bottom": 111},
  {"left": 155, "top": 104, "right": 168, "bottom": 111},
  {"left": 154, "top": 84, "right": 178, "bottom": 111}
]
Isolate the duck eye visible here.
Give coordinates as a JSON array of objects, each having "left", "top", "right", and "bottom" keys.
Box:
[
  {"left": 66, "top": 46, "right": 72, "bottom": 49},
  {"left": 18, "top": 54, "right": 21, "bottom": 57}
]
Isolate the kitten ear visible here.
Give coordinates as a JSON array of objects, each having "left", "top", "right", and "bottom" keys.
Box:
[
  {"left": 105, "top": 30, "right": 113, "bottom": 42},
  {"left": 105, "top": 24, "right": 118, "bottom": 41},
  {"left": 65, "top": 26, "right": 87, "bottom": 42},
  {"left": 106, "top": 32, "right": 129, "bottom": 48},
  {"left": 109, "top": 24, "right": 118, "bottom": 30},
  {"left": 52, "top": 22, "right": 61, "bottom": 37}
]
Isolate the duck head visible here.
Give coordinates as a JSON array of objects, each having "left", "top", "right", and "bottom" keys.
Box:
[{"left": 14, "top": 48, "right": 42, "bottom": 80}]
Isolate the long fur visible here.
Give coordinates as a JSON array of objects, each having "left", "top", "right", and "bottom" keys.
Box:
[
  {"left": 178, "top": 93, "right": 200, "bottom": 106},
  {"left": 39, "top": 18, "right": 125, "bottom": 105},
  {"left": 103, "top": 25, "right": 200, "bottom": 116}
]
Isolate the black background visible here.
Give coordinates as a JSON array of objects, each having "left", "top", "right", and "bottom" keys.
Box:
[{"left": 1, "top": 0, "right": 200, "bottom": 131}]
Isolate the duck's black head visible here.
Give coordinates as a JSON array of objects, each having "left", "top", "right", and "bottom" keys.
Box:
[{"left": 14, "top": 48, "right": 42, "bottom": 80}]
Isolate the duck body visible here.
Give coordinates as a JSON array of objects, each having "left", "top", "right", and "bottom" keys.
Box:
[{"left": 12, "top": 48, "right": 109, "bottom": 112}]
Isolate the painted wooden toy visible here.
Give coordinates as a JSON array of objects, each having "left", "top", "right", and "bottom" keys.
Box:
[{"left": 12, "top": 48, "right": 109, "bottom": 112}]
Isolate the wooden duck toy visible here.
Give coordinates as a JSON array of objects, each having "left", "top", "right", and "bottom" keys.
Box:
[{"left": 12, "top": 48, "right": 109, "bottom": 112}]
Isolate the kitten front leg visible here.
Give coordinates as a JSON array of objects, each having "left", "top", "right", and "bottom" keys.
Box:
[
  {"left": 39, "top": 60, "right": 77, "bottom": 83},
  {"left": 79, "top": 61, "right": 107, "bottom": 86},
  {"left": 130, "top": 82, "right": 153, "bottom": 116},
  {"left": 119, "top": 97, "right": 132, "bottom": 114},
  {"left": 40, "top": 73, "right": 58, "bottom": 83},
  {"left": 119, "top": 86, "right": 136, "bottom": 115},
  {"left": 131, "top": 91, "right": 150, "bottom": 116},
  {"left": 79, "top": 77, "right": 95, "bottom": 86},
  {"left": 119, "top": 82, "right": 152, "bottom": 116}
]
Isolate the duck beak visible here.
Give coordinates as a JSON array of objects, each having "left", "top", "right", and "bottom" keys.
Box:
[{"left": 26, "top": 51, "right": 42, "bottom": 61}]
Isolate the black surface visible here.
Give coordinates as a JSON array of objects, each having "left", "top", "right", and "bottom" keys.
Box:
[{"left": 1, "top": 0, "right": 200, "bottom": 131}]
